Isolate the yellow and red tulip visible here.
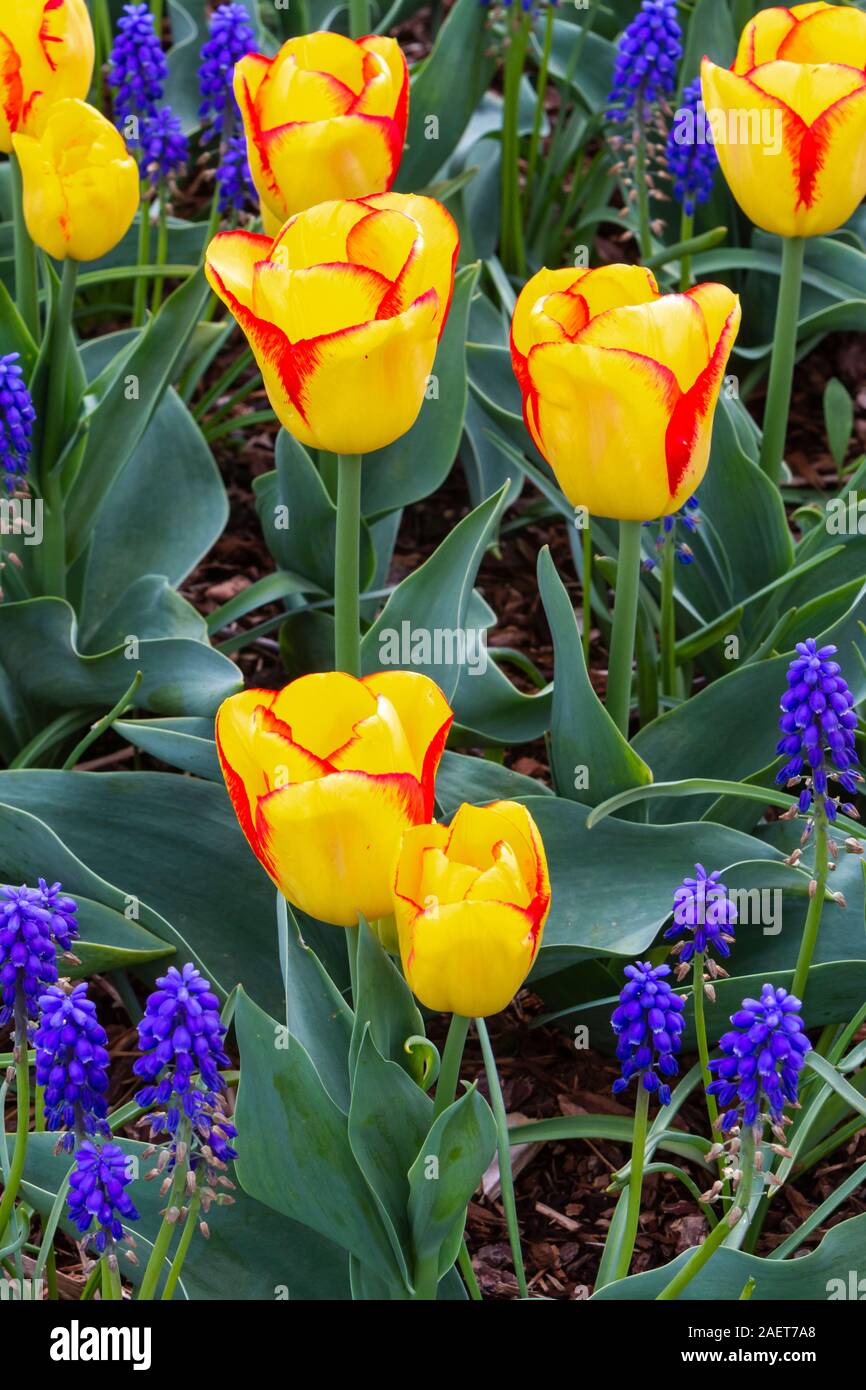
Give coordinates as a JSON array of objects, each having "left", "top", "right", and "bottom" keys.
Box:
[
  {"left": 234, "top": 31, "right": 409, "bottom": 232},
  {"left": 12, "top": 98, "right": 139, "bottom": 262},
  {"left": 702, "top": 2, "right": 866, "bottom": 238},
  {"left": 216, "top": 671, "right": 454, "bottom": 928},
  {"left": 510, "top": 264, "right": 741, "bottom": 521},
  {"left": 0, "top": 0, "right": 94, "bottom": 154},
  {"left": 393, "top": 801, "right": 551, "bottom": 1018},
  {"left": 205, "top": 193, "right": 459, "bottom": 455}
]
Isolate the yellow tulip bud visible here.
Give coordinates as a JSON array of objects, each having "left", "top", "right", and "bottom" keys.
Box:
[
  {"left": 702, "top": 2, "right": 866, "bottom": 238},
  {"left": 0, "top": 0, "right": 94, "bottom": 154},
  {"left": 235, "top": 31, "right": 409, "bottom": 225},
  {"left": 510, "top": 264, "right": 741, "bottom": 521},
  {"left": 12, "top": 98, "right": 139, "bottom": 262},
  {"left": 205, "top": 193, "right": 459, "bottom": 455},
  {"left": 216, "top": 671, "right": 454, "bottom": 928},
  {"left": 393, "top": 801, "right": 551, "bottom": 1018}
]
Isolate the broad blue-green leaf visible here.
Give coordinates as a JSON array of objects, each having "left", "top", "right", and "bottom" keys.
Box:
[
  {"left": 408, "top": 1085, "right": 496, "bottom": 1281},
  {"left": 277, "top": 895, "right": 354, "bottom": 1112},
  {"left": 350, "top": 921, "right": 425, "bottom": 1084},
  {"left": 114, "top": 716, "right": 221, "bottom": 781},
  {"left": 435, "top": 749, "right": 553, "bottom": 816}
]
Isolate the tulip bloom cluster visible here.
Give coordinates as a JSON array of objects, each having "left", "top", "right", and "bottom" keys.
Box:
[{"left": 0, "top": 0, "right": 94, "bottom": 152}]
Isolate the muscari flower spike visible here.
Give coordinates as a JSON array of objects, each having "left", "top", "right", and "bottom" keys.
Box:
[
  {"left": 607, "top": 0, "right": 683, "bottom": 123},
  {"left": 198, "top": 2, "right": 256, "bottom": 137},
  {"left": 611, "top": 961, "right": 685, "bottom": 1106},
  {"left": 34, "top": 982, "right": 111, "bottom": 1152},
  {"left": 134, "top": 963, "right": 237, "bottom": 1167},
  {"left": 775, "top": 639, "right": 860, "bottom": 825},
  {"left": 109, "top": 1, "right": 168, "bottom": 124},
  {"left": 0, "top": 352, "right": 36, "bottom": 494},
  {"left": 0, "top": 880, "right": 79, "bottom": 1028},
  {"left": 665, "top": 863, "right": 737, "bottom": 964},
  {"left": 665, "top": 76, "right": 718, "bottom": 216},
  {"left": 66, "top": 1141, "right": 139, "bottom": 1253},
  {"left": 707, "top": 984, "right": 811, "bottom": 1132},
  {"left": 140, "top": 104, "right": 189, "bottom": 186},
  {"left": 642, "top": 495, "right": 700, "bottom": 570},
  {"left": 216, "top": 127, "right": 255, "bottom": 214}
]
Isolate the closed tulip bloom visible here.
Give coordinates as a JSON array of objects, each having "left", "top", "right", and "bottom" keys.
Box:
[
  {"left": 702, "top": 3, "right": 866, "bottom": 238},
  {"left": 393, "top": 802, "right": 551, "bottom": 1017},
  {"left": 235, "top": 31, "right": 409, "bottom": 231},
  {"left": 0, "top": 0, "right": 94, "bottom": 153},
  {"left": 216, "top": 672, "right": 453, "bottom": 928},
  {"left": 205, "top": 193, "right": 458, "bottom": 455},
  {"left": 12, "top": 99, "right": 139, "bottom": 261},
  {"left": 510, "top": 264, "right": 741, "bottom": 521}
]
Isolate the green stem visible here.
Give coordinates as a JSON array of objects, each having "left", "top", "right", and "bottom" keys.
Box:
[
  {"left": 0, "top": 993, "right": 31, "bottom": 1248},
  {"left": 501, "top": 12, "right": 531, "bottom": 275},
  {"left": 161, "top": 1190, "right": 201, "bottom": 1300},
  {"left": 660, "top": 530, "right": 677, "bottom": 699},
  {"left": 133, "top": 189, "right": 151, "bottom": 328},
  {"left": 334, "top": 454, "right": 363, "bottom": 677},
  {"left": 791, "top": 805, "right": 830, "bottom": 1002},
  {"left": 634, "top": 116, "right": 652, "bottom": 261},
  {"left": 458, "top": 1239, "right": 482, "bottom": 1301},
  {"left": 679, "top": 209, "right": 695, "bottom": 292},
  {"left": 137, "top": 1128, "right": 190, "bottom": 1300},
  {"left": 614, "top": 1082, "right": 649, "bottom": 1281},
  {"left": 581, "top": 515, "right": 592, "bottom": 664},
  {"left": 151, "top": 179, "right": 169, "bottom": 315},
  {"left": 476, "top": 1017, "right": 528, "bottom": 1299},
  {"left": 40, "top": 257, "right": 78, "bottom": 597},
  {"left": 348, "top": 0, "right": 370, "bottom": 39},
  {"left": 61, "top": 671, "right": 142, "bottom": 769},
  {"left": 346, "top": 921, "right": 360, "bottom": 1009},
  {"left": 692, "top": 951, "right": 730, "bottom": 1198},
  {"left": 101, "top": 1249, "right": 121, "bottom": 1301},
  {"left": 656, "top": 1127, "right": 756, "bottom": 1300},
  {"left": 10, "top": 153, "right": 39, "bottom": 341},
  {"left": 433, "top": 1014, "right": 470, "bottom": 1120},
  {"left": 526, "top": 4, "right": 554, "bottom": 198},
  {"left": 605, "top": 519, "right": 643, "bottom": 735},
  {"left": 758, "top": 235, "right": 805, "bottom": 484}
]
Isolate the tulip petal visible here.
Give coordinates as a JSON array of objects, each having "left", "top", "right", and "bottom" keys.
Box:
[
  {"left": 259, "top": 58, "right": 357, "bottom": 128},
  {"left": 255, "top": 114, "right": 401, "bottom": 223},
  {"left": 575, "top": 293, "right": 711, "bottom": 393},
  {"left": 345, "top": 206, "right": 418, "bottom": 285},
  {"left": 393, "top": 822, "right": 450, "bottom": 911},
  {"left": 735, "top": 5, "right": 801, "bottom": 72},
  {"left": 328, "top": 693, "right": 417, "bottom": 777},
  {"left": 270, "top": 672, "right": 376, "bottom": 759},
  {"left": 252, "top": 260, "right": 394, "bottom": 338},
  {"left": 358, "top": 35, "right": 409, "bottom": 129},
  {"left": 778, "top": 4, "right": 866, "bottom": 67},
  {"left": 401, "top": 900, "right": 540, "bottom": 1017},
  {"left": 665, "top": 293, "right": 741, "bottom": 505},
  {"left": 271, "top": 199, "right": 368, "bottom": 268},
  {"left": 362, "top": 671, "right": 453, "bottom": 817},
  {"left": 361, "top": 192, "right": 459, "bottom": 336}
]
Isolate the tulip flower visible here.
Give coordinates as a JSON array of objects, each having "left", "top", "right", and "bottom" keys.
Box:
[
  {"left": 393, "top": 801, "right": 551, "bottom": 1018},
  {"left": 216, "top": 671, "right": 454, "bottom": 928},
  {"left": 511, "top": 262, "right": 740, "bottom": 733},
  {"left": 0, "top": 0, "right": 94, "bottom": 153},
  {"left": 234, "top": 31, "right": 409, "bottom": 230},
  {"left": 703, "top": 3, "right": 866, "bottom": 484},
  {"left": 12, "top": 98, "right": 139, "bottom": 263}
]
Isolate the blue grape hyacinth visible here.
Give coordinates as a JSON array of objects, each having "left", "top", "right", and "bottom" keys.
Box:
[
  {"left": 665, "top": 76, "right": 718, "bottom": 215},
  {"left": 199, "top": 2, "right": 256, "bottom": 137},
  {"left": 216, "top": 127, "right": 255, "bottom": 214},
  {"left": 607, "top": 0, "right": 682, "bottom": 123},
  {"left": 140, "top": 105, "right": 189, "bottom": 185},
  {"left": 611, "top": 961, "right": 685, "bottom": 1105},
  {"left": 0, "top": 881, "right": 79, "bottom": 1028},
  {"left": 134, "top": 963, "right": 236, "bottom": 1166},
  {"left": 707, "top": 984, "right": 812, "bottom": 1131},
  {"left": 109, "top": 2, "right": 168, "bottom": 124},
  {"left": 34, "top": 982, "right": 111, "bottom": 1151},
  {"left": 0, "top": 352, "right": 36, "bottom": 493},
  {"left": 665, "top": 863, "right": 738, "bottom": 964},
  {"left": 66, "top": 1141, "right": 139, "bottom": 1253},
  {"left": 643, "top": 496, "right": 700, "bottom": 570},
  {"left": 775, "top": 639, "right": 860, "bottom": 824}
]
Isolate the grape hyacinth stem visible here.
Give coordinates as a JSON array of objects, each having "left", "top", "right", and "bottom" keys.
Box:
[
  {"left": 615, "top": 1081, "right": 649, "bottom": 1281},
  {"left": 10, "top": 154, "right": 38, "bottom": 342},
  {"left": 792, "top": 804, "right": 830, "bottom": 1002},
  {"left": 476, "top": 1016, "right": 528, "bottom": 1299},
  {"left": 660, "top": 528, "right": 677, "bottom": 699},
  {"left": 137, "top": 1119, "right": 191, "bottom": 1300},
  {"left": 0, "top": 990, "right": 31, "bottom": 1246},
  {"left": 634, "top": 115, "right": 652, "bottom": 260},
  {"left": 334, "top": 454, "right": 363, "bottom": 677},
  {"left": 656, "top": 1126, "right": 755, "bottom": 1300},
  {"left": 679, "top": 210, "right": 694, "bottom": 292},
  {"left": 691, "top": 951, "right": 730, "bottom": 1198},
  {"left": 161, "top": 1187, "right": 201, "bottom": 1301},
  {"left": 606, "top": 520, "right": 643, "bottom": 735},
  {"left": 759, "top": 236, "right": 805, "bottom": 484}
]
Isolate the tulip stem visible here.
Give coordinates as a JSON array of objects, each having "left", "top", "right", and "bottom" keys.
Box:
[
  {"left": 348, "top": 0, "right": 370, "bottom": 39},
  {"left": 791, "top": 803, "right": 830, "bottom": 1003},
  {"left": 10, "top": 153, "right": 39, "bottom": 342},
  {"left": 581, "top": 514, "right": 592, "bottom": 664},
  {"left": 433, "top": 1014, "right": 470, "bottom": 1120},
  {"left": 678, "top": 211, "right": 694, "bottom": 292},
  {"left": 476, "top": 1017, "right": 528, "bottom": 1298},
  {"left": 660, "top": 529, "right": 677, "bottom": 699},
  {"left": 605, "top": 519, "right": 642, "bottom": 736},
  {"left": 133, "top": 188, "right": 151, "bottom": 328},
  {"left": 758, "top": 235, "right": 805, "bottom": 485},
  {"left": 40, "top": 257, "right": 78, "bottom": 598},
  {"left": 614, "top": 1081, "right": 649, "bottom": 1283},
  {"left": 334, "top": 454, "right": 363, "bottom": 677}
]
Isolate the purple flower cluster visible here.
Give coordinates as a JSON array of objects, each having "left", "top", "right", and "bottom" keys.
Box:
[
  {"left": 611, "top": 961, "right": 685, "bottom": 1106},
  {"left": 0, "top": 881, "right": 78, "bottom": 1028},
  {"left": 607, "top": 0, "right": 682, "bottom": 123},
  {"left": 0, "top": 352, "right": 36, "bottom": 493},
  {"left": 643, "top": 496, "right": 699, "bottom": 570},
  {"left": 108, "top": 2, "right": 168, "bottom": 123},
  {"left": 34, "top": 983, "right": 110, "bottom": 1151},
  {"left": 666, "top": 77, "right": 718, "bottom": 215},
  {"left": 199, "top": 2, "right": 256, "bottom": 136},
  {"left": 216, "top": 128, "right": 255, "bottom": 214},
  {"left": 67, "top": 1141, "right": 139, "bottom": 1253},
  {"left": 707, "top": 984, "right": 811, "bottom": 1131},
  {"left": 140, "top": 105, "right": 189, "bottom": 185},
  {"left": 665, "top": 863, "right": 738, "bottom": 964},
  {"left": 775, "top": 639, "right": 860, "bottom": 822}
]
